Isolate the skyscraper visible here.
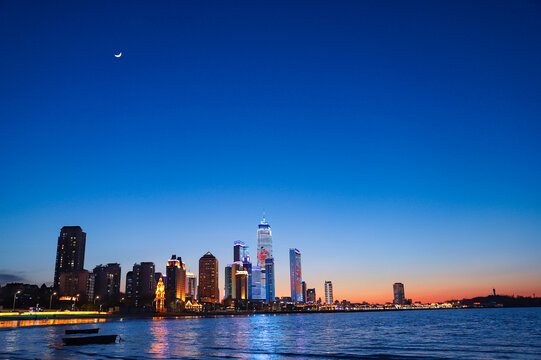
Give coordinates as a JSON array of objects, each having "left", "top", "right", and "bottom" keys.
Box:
[
  {"left": 127, "top": 262, "right": 155, "bottom": 307},
  {"left": 324, "top": 281, "right": 333, "bottom": 305},
  {"left": 166, "top": 255, "right": 186, "bottom": 305},
  {"left": 257, "top": 217, "right": 273, "bottom": 267},
  {"left": 306, "top": 288, "right": 316, "bottom": 304},
  {"left": 235, "top": 267, "right": 249, "bottom": 300},
  {"left": 265, "top": 258, "right": 275, "bottom": 302},
  {"left": 93, "top": 263, "right": 121, "bottom": 300},
  {"left": 224, "top": 264, "right": 233, "bottom": 299},
  {"left": 256, "top": 217, "right": 273, "bottom": 301},
  {"left": 289, "top": 248, "right": 302, "bottom": 302},
  {"left": 302, "top": 281, "right": 307, "bottom": 304},
  {"left": 185, "top": 272, "right": 197, "bottom": 300},
  {"left": 198, "top": 252, "right": 219, "bottom": 303},
  {"left": 54, "top": 226, "right": 86, "bottom": 289},
  {"left": 251, "top": 266, "right": 262, "bottom": 300},
  {"left": 233, "top": 241, "right": 249, "bottom": 262},
  {"left": 393, "top": 283, "right": 405, "bottom": 305}
]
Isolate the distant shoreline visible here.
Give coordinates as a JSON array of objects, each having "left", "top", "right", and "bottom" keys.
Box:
[{"left": 2, "top": 306, "right": 540, "bottom": 325}]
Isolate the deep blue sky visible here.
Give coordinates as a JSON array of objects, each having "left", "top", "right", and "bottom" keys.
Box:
[{"left": 1, "top": 1, "right": 540, "bottom": 302}]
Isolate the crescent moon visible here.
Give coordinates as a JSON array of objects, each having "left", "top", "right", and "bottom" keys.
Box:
[{"left": 114, "top": 52, "right": 122, "bottom": 58}]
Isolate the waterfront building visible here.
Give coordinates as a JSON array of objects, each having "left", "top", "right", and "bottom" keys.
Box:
[
  {"left": 265, "top": 258, "right": 275, "bottom": 302},
  {"left": 198, "top": 252, "right": 219, "bottom": 303},
  {"left": 393, "top": 282, "right": 405, "bottom": 305},
  {"left": 166, "top": 255, "right": 186, "bottom": 305},
  {"left": 251, "top": 266, "right": 263, "bottom": 300},
  {"left": 324, "top": 281, "right": 333, "bottom": 304},
  {"left": 54, "top": 226, "right": 86, "bottom": 289},
  {"left": 186, "top": 272, "right": 197, "bottom": 300},
  {"left": 306, "top": 288, "right": 316, "bottom": 304},
  {"left": 155, "top": 277, "right": 165, "bottom": 312},
  {"left": 224, "top": 264, "right": 232, "bottom": 299},
  {"left": 256, "top": 217, "right": 273, "bottom": 301},
  {"left": 127, "top": 262, "right": 156, "bottom": 307},
  {"left": 235, "top": 267, "right": 249, "bottom": 300},
  {"left": 289, "top": 248, "right": 302, "bottom": 302},
  {"left": 93, "top": 263, "right": 121, "bottom": 300},
  {"left": 58, "top": 270, "right": 94, "bottom": 301},
  {"left": 125, "top": 271, "right": 134, "bottom": 300},
  {"left": 243, "top": 257, "right": 253, "bottom": 300},
  {"left": 302, "top": 281, "right": 307, "bottom": 303}
]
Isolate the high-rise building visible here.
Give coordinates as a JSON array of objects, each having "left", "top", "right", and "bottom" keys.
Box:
[
  {"left": 251, "top": 266, "right": 263, "bottom": 300},
  {"left": 256, "top": 217, "right": 273, "bottom": 301},
  {"left": 393, "top": 283, "right": 405, "bottom": 305},
  {"left": 324, "top": 281, "right": 333, "bottom": 305},
  {"left": 198, "top": 252, "right": 219, "bottom": 303},
  {"left": 127, "top": 262, "right": 155, "bottom": 307},
  {"left": 233, "top": 241, "right": 249, "bottom": 262},
  {"left": 224, "top": 264, "right": 233, "bottom": 299},
  {"left": 93, "top": 263, "right": 121, "bottom": 300},
  {"left": 302, "top": 281, "right": 307, "bottom": 304},
  {"left": 289, "top": 248, "right": 302, "bottom": 302},
  {"left": 243, "top": 258, "right": 253, "bottom": 300},
  {"left": 265, "top": 258, "right": 275, "bottom": 302},
  {"left": 235, "top": 267, "right": 249, "bottom": 300},
  {"left": 54, "top": 226, "right": 86, "bottom": 289},
  {"left": 166, "top": 255, "right": 186, "bottom": 305},
  {"left": 306, "top": 288, "right": 316, "bottom": 304},
  {"left": 185, "top": 272, "right": 197, "bottom": 300},
  {"left": 58, "top": 270, "right": 94, "bottom": 301},
  {"left": 125, "top": 271, "right": 134, "bottom": 301}
]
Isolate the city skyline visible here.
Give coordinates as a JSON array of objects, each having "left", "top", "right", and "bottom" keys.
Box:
[{"left": 1, "top": 1, "right": 540, "bottom": 304}]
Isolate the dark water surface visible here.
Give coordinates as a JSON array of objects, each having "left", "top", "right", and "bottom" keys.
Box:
[{"left": 1, "top": 308, "right": 540, "bottom": 359}]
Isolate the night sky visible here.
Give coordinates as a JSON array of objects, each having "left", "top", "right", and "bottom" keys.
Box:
[{"left": 1, "top": 1, "right": 540, "bottom": 303}]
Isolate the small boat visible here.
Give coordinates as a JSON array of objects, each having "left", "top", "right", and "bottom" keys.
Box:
[
  {"left": 65, "top": 328, "right": 99, "bottom": 334},
  {"left": 62, "top": 334, "right": 118, "bottom": 346}
]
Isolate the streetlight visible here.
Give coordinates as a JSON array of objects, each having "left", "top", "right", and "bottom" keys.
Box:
[
  {"left": 12, "top": 290, "right": 21, "bottom": 311},
  {"left": 49, "top": 292, "right": 57, "bottom": 310},
  {"left": 94, "top": 295, "right": 100, "bottom": 304}
]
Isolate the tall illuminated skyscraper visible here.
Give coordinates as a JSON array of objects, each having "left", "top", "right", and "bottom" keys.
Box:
[
  {"left": 54, "top": 226, "right": 86, "bottom": 289},
  {"left": 233, "top": 241, "right": 249, "bottom": 262},
  {"left": 324, "top": 280, "right": 333, "bottom": 305},
  {"left": 185, "top": 272, "right": 197, "bottom": 300},
  {"left": 257, "top": 217, "right": 273, "bottom": 267},
  {"left": 256, "top": 217, "right": 273, "bottom": 301},
  {"left": 198, "top": 252, "right": 219, "bottom": 303},
  {"left": 265, "top": 258, "right": 275, "bottom": 302},
  {"left": 166, "top": 255, "right": 186, "bottom": 304},
  {"left": 289, "top": 248, "right": 302, "bottom": 302}
]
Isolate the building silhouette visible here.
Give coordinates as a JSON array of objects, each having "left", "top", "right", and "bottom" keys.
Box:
[
  {"left": 58, "top": 270, "right": 94, "bottom": 301},
  {"left": 126, "top": 262, "right": 155, "bottom": 307},
  {"left": 289, "top": 248, "right": 303, "bottom": 302},
  {"left": 198, "top": 252, "right": 219, "bottom": 303},
  {"left": 393, "top": 283, "right": 405, "bottom": 305},
  {"left": 54, "top": 226, "right": 86, "bottom": 289},
  {"left": 302, "top": 281, "right": 307, "bottom": 304},
  {"left": 93, "top": 263, "right": 121, "bottom": 300},
  {"left": 325, "top": 281, "right": 333, "bottom": 304}
]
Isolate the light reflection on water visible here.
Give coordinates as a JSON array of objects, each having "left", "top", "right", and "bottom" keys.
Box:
[
  {"left": 0, "top": 318, "right": 106, "bottom": 328},
  {"left": 0, "top": 309, "right": 539, "bottom": 359}
]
